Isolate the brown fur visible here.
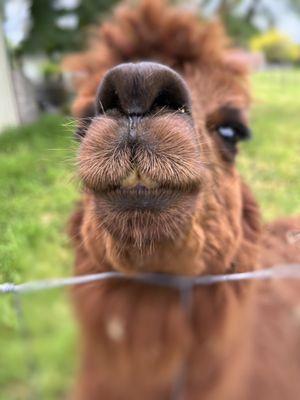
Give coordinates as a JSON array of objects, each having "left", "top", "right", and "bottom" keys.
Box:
[{"left": 64, "top": 1, "right": 300, "bottom": 399}]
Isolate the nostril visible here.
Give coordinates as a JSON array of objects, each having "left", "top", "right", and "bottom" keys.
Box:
[
  {"left": 150, "top": 89, "right": 189, "bottom": 113},
  {"left": 96, "top": 62, "right": 191, "bottom": 116},
  {"left": 97, "top": 82, "right": 122, "bottom": 115}
]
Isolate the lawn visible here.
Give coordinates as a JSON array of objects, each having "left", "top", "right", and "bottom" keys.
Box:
[
  {"left": 0, "top": 70, "right": 299, "bottom": 399},
  {"left": 239, "top": 70, "right": 300, "bottom": 219}
]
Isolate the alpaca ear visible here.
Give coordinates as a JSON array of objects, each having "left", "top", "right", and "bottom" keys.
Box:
[{"left": 73, "top": 98, "right": 96, "bottom": 140}]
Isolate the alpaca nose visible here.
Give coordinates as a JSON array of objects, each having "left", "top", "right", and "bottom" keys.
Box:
[{"left": 96, "top": 62, "right": 191, "bottom": 116}]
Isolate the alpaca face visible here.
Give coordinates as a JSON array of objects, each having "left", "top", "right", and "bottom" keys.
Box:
[{"left": 78, "top": 62, "right": 252, "bottom": 265}]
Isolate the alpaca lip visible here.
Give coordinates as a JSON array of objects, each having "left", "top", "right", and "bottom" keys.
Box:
[
  {"left": 96, "top": 172, "right": 200, "bottom": 211},
  {"left": 99, "top": 185, "right": 182, "bottom": 211}
]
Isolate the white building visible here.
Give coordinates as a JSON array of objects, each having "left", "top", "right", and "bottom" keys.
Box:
[{"left": 0, "top": 22, "right": 20, "bottom": 131}]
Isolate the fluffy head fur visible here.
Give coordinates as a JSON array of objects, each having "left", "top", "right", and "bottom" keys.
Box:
[{"left": 64, "top": 0, "right": 247, "bottom": 116}]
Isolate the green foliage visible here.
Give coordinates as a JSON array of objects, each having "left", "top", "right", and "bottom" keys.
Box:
[
  {"left": 250, "top": 29, "right": 300, "bottom": 64},
  {"left": 198, "top": 0, "right": 262, "bottom": 47},
  {"left": 0, "top": 71, "right": 300, "bottom": 398},
  {"left": 199, "top": 0, "right": 300, "bottom": 47},
  {"left": 222, "top": 13, "right": 259, "bottom": 47},
  {"left": 41, "top": 61, "right": 62, "bottom": 80},
  {"left": 20, "top": 0, "right": 119, "bottom": 58},
  {"left": 288, "top": 0, "right": 300, "bottom": 13}
]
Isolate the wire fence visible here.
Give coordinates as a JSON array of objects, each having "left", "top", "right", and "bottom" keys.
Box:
[
  {"left": 2, "top": 264, "right": 300, "bottom": 400},
  {"left": 2, "top": 264, "right": 300, "bottom": 295}
]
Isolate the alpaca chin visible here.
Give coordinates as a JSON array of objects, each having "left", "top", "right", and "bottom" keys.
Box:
[{"left": 92, "top": 189, "right": 199, "bottom": 252}]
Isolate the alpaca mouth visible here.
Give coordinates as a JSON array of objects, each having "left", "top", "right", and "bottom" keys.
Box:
[
  {"left": 101, "top": 169, "right": 174, "bottom": 211},
  {"left": 95, "top": 170, "right": 199, "bottom": 211},
  {"left": 100, "top": 185, "right": 181, "bottom": 211}
]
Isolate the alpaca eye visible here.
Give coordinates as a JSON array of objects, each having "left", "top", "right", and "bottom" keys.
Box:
[{"left": 217, "top": 124, "right": 251, "bottom": 142}]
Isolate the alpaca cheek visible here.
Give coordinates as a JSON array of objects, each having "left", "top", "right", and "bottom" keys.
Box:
[
  {"left": 218, "top": 174, "right": 244, "bottom": 263},
  {"left": 80, "top": 205, "right": 107, "bottom": 267},
  {"left": 198, "top": 174, "right": 243, "bottom": 273}
]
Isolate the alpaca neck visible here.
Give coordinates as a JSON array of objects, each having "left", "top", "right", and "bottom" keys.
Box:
[
  {"left": 185, "top": 282, "right": 254, "bottom": 400},
  {"left": 104, "top": 227, "right": 206, "bottom": 275}
]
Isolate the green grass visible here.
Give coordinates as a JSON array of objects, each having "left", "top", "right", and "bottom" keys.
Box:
[
  {"left": 239, "top": 70, "right": 300, "bottom": 219},
  {"left": 0, "top": 115, "right": 78, "bottom": 399},
  {"left": 0, "top": 70, "right": 299, "bottom": 399}
]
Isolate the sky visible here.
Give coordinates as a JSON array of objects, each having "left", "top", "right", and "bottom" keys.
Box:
[
  {"left": 262, "top": 0, "right": 300, "bottom": 43},
  {"left": 276, "top": 6, "right": 300, "bottom": 42},
  {"left": 204, "top": 0, "right": 300, "bottom": 43},
  {"left": 3, "top": 0, "right": 300, "bottom": 48}
]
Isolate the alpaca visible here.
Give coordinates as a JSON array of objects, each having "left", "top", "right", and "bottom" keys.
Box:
[{"left": 64, "top": 1, "right": 300, "bottom": 399}]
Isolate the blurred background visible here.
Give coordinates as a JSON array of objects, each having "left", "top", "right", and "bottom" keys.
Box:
[
  {"left": 0, "top": 1, "right": 299, "bottom": 399},
  {"left": 1, "top": 0, "right": 300, "bottom": 128}
]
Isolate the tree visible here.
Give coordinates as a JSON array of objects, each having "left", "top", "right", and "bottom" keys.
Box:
[
  {"left": 19, "top": 0, "right": 119, "bottom": 59},
  {"left": 197, "top": 0, "right": 300, "bottom": 47},
  {"left": 289, "top": 0, "right": 300, "bottom": 13}
]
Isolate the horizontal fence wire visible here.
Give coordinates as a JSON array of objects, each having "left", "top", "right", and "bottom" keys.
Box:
[
  {"left": 2, "top": 264, "right": 300, "bottom": 400},
  {"left": 1, "top": 264, "right": 300, "bottom": 295}
]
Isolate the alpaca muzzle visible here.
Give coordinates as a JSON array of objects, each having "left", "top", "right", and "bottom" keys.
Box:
[
  {"left": 79, "top": 62, "right": 202, "bottom": 199},
  {"left": 78, "top": 62, "right": 204, "bottom": 246}
]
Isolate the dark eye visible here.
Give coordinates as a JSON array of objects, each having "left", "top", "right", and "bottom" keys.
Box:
[{"left": 217, "top": 123, "right": 251, "bottom": 143}]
